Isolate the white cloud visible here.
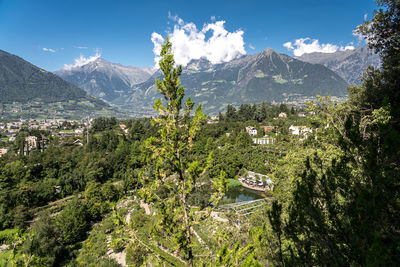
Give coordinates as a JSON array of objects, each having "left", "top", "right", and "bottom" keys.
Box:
[
  {"left": 249, "top": 43, "right": 255, "bottom": 50},
  {"left": 151, "top": 32, "right": 165, "bottom": 66},
  {"left": 283, "top": 41, "right": 293, "bottom": 50},
  {"left": 42, "top": 47, "right": 56, "bottom": 53},
  {"left": 283, "top": 38, "right": 354, "bottom": 56},
  {"left": 151, "top": 16, "right": 246, "bottom": 67},
  {"left": 340, "top": 45, "right": 355, "bottom": 51},
  {"left": 168, "top": 12, "right": 184, "bottom": 25},
  {"left": 74, "top": 46, "right": 88, "bottom": 49},
  {"left": 63, "top": 51, "right": 101, "bottom": 70},
  {"left": 364, "top": 13, "right": 368, "bottom": 21}
]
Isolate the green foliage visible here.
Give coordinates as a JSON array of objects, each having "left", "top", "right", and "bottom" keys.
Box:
[
  {"left": 9, "top": 205, "right": 31, "bottom": 228},
  {"left": 75, "top": 215, "right": 119, "bottom": 267},
  {"left": 129, "top": 119, "right": 146, "bottom": 141},
  {"left": 22, "top": 211, "right": 62, "bottom": 266},
  {"left": 0, "top": 228, "right": 19, "bottom": 245},
  {"left": 129, "top": 206, "right": 148, "bottom": 229},
  {"left": 90, "top": 117, "right": 117, "bottom": 133},
  {"left": 226, "top": 178, "right": 241, "bottom": 188},
  {"left": 209, "top": 170, "right": 228, "bottom": 207},
  {"left": 266, "top": 2, "right": 400, "bottom": 265},
  {"left": 110, "top": 237, "right": 126, "bottom": 253},
  {"left": 216, "top": 242, "right": 261, "bottom": 266},
  {"left": 235, "top": 132, "right": 253, "bottom": 149},
  {"left": 140, "top": 37, "right": 224, "bottom": 266},
  {"left": 56, "top": 198, "right": 90, "bottom": 245},
  {"left": 1, "top": 3, "right": 399, "bottom": 264},
  {"left": 221, "top": 102, "right": 302, "bottom": 124},
  {"left": 126, "top": 242, "right": 147, "bottom": 266},
  {"left": 0, "top": 250, "right": 12, "bottom": 266}
]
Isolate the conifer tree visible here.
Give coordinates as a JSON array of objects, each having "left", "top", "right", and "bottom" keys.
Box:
[{"left": 142, "top": 37, "right": 225, "bottom": 266}]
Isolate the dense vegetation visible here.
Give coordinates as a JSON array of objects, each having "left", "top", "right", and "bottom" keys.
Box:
[{"left": 0, "top": 1, "right": 398, "bottom": 266}]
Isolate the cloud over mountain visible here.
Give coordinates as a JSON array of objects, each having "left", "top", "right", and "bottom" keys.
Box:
[
  {"left": 151, "top": 16, "right": 246, "bottom": 67},
  {"left": 283, "top": 38, "right": 354, "bottom": 56},
  {"left": 63, "top": 51, "right": 101, "bottom": 70}
]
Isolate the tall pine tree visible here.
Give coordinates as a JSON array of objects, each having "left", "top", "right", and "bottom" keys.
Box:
[{"left": 141, "top": 38, "right": 226, "bottom": 266}]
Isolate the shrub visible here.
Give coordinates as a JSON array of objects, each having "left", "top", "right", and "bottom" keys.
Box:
[
  {"left": 227, "top": 179, "right": 241, "bottom": 187},
  {"left": 110, "top": 237, "right": 126, "bottom": 253},
  {"left": 56, "top": 198, "right": 89, "bottom": 244},
  {"left": 0, "top": 228, "right": 19, "bottom": 244},
  {"left": 126, "top": 242, "right": 147, "bottom": 266}
]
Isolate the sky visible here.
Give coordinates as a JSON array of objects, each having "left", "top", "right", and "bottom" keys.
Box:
[{"left": 0, "top": 0, "right": 376, "bottom": 71}]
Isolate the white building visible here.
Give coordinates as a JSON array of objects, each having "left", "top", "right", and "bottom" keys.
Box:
[
  {"left": 278, "top": 112, "right": 287, "bottom": 118},
  {"left": 289, "top": 125, "right": 312, "bottom": 136},
  {"left": 74, "top": 128, "right": 84, "bottom": 135},
  {"left": 25, "top": 136, "right": 38, "bottom": 149},
  {"left": 0, "top": 148, "right": 9, "bottom": 157},
  {"left": 297, "top": 112, "right": 306, "bottom": 117},
  {"left": 245, "top": 126, "right": 258, "bottom": 136},
  {"left": 253, "top": 137, "right": 275, "bottom": 145}
]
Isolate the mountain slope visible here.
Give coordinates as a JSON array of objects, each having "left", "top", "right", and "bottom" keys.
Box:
[
  {"left": 0, "top": 49, "right": 115, "bottom": 119},
  {"left": 0, "top": 49, "right": 94, "bottom": 103},
  {"left": 126, "top": 48, "right": 348, "bottom": 114},
  {"left": 55, "top": 58, "right": 153, "bottom": 102},
  {"left": 296, "top": 45, "right": 381, "bottom": 84}
]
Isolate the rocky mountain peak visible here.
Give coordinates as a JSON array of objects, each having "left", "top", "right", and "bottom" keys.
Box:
[
  {"left": 55, "top": 58, "right": 153, "bottom": 102},
  {"left": 262, "top": 47, "right": 278, "bottom": 55},
  {"left": 296, "top": 45, "right": 381, "bottom": 84},
  {"left": 186, "top": 57, "right": 214, "bottom": 72}
]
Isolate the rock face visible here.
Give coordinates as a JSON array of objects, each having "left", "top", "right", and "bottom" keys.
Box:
[
  {"left": 296, "top": 45, "right": 381, "bottom": 85},
  {"left": 127, "top": 48, "right": 348, "bottom": 114},
  {"left": 55, "top": 58, "right": 153, "bottom": 102}
]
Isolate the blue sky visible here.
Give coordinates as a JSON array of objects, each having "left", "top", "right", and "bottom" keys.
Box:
[{"left": 0, "top": 0, "right": 375, "bottom": 71}]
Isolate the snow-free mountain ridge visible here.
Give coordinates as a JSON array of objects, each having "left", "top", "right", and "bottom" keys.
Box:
[
  {"left": 125, "top": 48, "right": 348, "bottom": 114},
  {"left": 296, "top": 45, "right": 381, "bottom": 85},
  {"left": 55, "top": 58, "right": 154, "bottom": 102},
  {"left": 52, "top": 47, "right": 379, "bottom": 115}
]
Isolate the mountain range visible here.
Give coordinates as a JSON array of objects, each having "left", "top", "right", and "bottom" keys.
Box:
[
  {"left": 124, "top": 48, "right": 348, "bottom": 114},
  {"left": 55, "top": 58, "right": 153, "bottom": 103},
  {"left": 1, "top": 44, "right": 381, "bottom": 118},
  {"left": 0, "top": 49, "right": 90, "bottom": 104},
  {"left": 54, "top": 48, "right": 350, "bottom": 114},
  {"left": 296, "top": 45, "right": 381, "bottom": 85},
  {"left": 0, "top": 49, "right": 115, "bottom": 119}
]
